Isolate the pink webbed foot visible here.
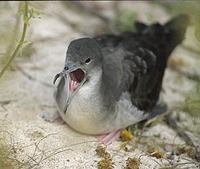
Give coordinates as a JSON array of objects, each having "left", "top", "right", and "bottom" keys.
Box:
[{"left": 96, "top": 129, "right": 120, "bottom": 145}]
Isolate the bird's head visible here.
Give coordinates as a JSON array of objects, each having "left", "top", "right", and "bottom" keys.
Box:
[{"left": 53, "top": 38, "right": 103, "bottom": 113}]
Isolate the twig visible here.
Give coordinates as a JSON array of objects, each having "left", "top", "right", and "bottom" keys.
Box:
[
  {"left": 28, "top": 140, "right": 98, "bottom": 168},
  {"left": 0, "top": 1, "right": 28, "bottom": 79},
  {"left": 165, "top": 113, "right": 200, "bottom": 162},
  {"left": 165, "top": 114, "right": 194, "bottom": 146},
  {"left": 4, "top": 3, "right": 21, "bottom": 58}
]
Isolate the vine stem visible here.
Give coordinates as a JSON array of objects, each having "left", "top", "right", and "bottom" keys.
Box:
[{"left": 0, "top": 1, "right": 28, "bottom": 79}]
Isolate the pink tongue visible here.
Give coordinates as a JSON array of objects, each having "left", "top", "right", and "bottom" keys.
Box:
[{"left": 69, "top": 80, "right": 79, "bottom": 92}]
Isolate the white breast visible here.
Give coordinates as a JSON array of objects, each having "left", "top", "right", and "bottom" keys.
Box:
[{"left": 62, "top": 68, "right": 106, "bottom": 134}]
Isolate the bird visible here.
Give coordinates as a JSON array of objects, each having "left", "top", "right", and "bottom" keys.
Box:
[{"left": 52, "top": 15, "right": 189, "bottom": 142}]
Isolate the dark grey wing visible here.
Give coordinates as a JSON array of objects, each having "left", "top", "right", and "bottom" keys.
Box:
[
  {"left": 119, "top": 47, "right": 158, "bottom": 111},
  {"left": 99, "top": 45, "right": 158, "bottom": 112}
]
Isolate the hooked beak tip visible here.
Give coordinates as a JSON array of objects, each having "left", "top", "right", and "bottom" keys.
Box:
[{"left": 53, "top": 73, "right": 61, "bottom": 84}]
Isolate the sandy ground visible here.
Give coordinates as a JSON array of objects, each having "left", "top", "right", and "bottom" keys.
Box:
[{"left": 0, "top": 1, "right": 200, "bottom": 169}]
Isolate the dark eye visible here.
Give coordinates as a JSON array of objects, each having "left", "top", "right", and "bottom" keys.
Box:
[
  {"left": 64, "top": 66, "right": 69, "bottom": 70},
  {"left": 85, "top": 58, "right": 91, "bottom": 64}
]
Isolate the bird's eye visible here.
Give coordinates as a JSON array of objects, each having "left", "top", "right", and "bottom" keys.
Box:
[
  {"left": 85, "top": 58, "right": 91, "bottom": 64},
  {"left": 64, "top": 66, "right": 69, "bottom": 70}
]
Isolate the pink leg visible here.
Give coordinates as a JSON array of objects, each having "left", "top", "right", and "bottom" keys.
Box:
[{"left": 96, "top": 129, "right": 120, "bottom": 145}]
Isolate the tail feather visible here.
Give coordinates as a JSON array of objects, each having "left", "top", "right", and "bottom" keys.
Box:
[
  {"left": 137, "top": 14, "right": 190, "bottom": 64},
  {"left": 164, "top": 14, "right": 190, "bottom": 48}
]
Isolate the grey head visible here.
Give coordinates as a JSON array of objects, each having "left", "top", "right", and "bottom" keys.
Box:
[{"left": 53, "top": 38, "right": 103, "bottom": 114}]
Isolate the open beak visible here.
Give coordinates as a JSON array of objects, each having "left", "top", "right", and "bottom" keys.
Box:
[{"left": 53, "top": 63, "right": 86, "bottom": 114}]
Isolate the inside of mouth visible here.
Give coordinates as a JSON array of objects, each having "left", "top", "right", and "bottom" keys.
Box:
[{"left": 69, "top": 68, "right": 85, "bottom": 92}]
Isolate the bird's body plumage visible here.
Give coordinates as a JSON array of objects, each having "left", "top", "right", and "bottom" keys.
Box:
[{"left": 54, "top": 15, "right": 189, "bottom": 135}]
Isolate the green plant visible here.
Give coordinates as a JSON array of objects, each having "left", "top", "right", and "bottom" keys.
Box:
[{"left": 0, "top": 1, "right": 42, "bottom": 79}]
